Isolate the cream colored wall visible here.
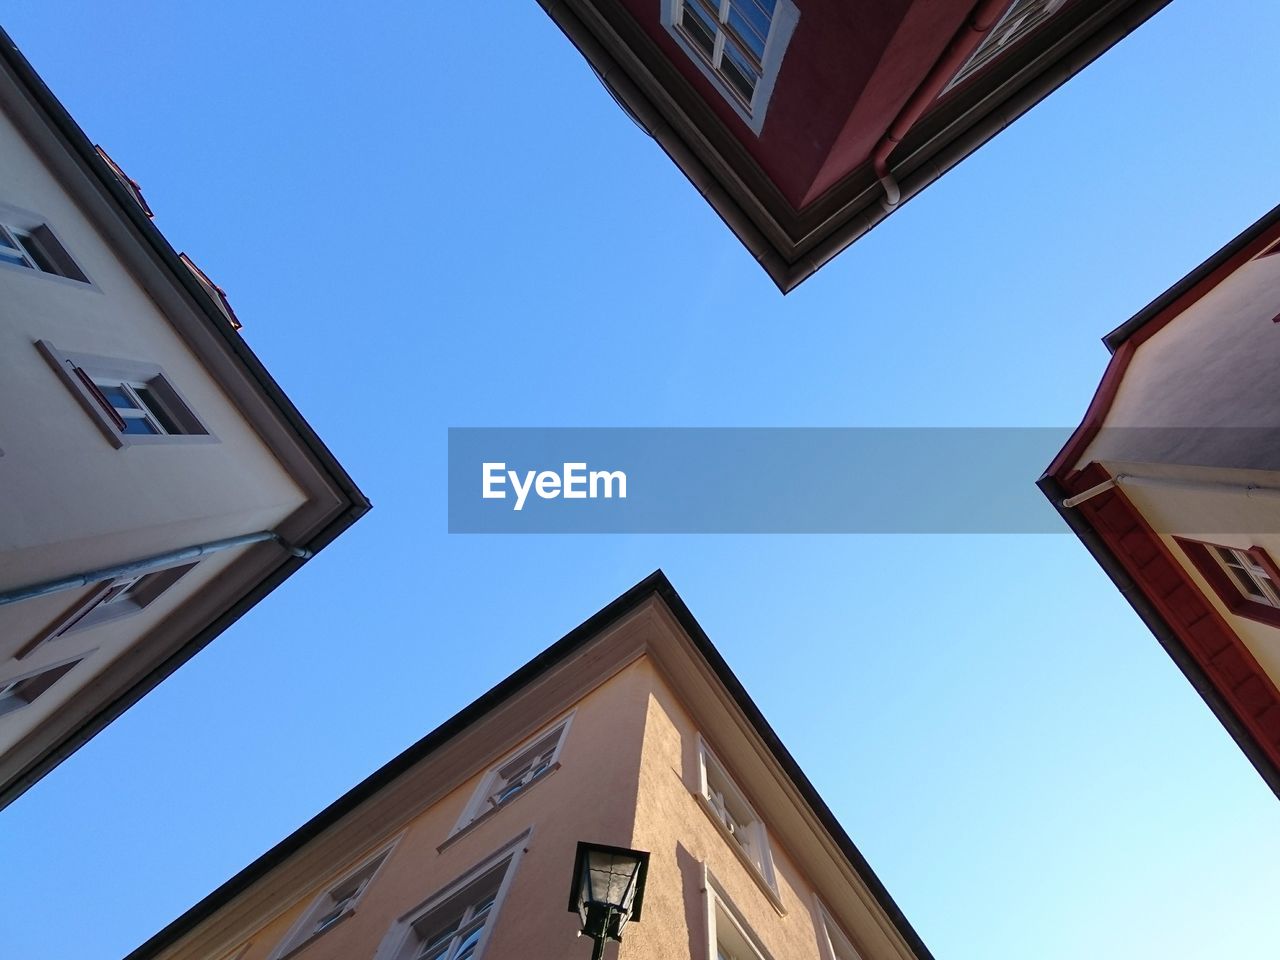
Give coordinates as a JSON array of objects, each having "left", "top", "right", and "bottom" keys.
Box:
[
  {"left": 0, "top": 546, "right": 248, "bottom": 758},
  {"left": 1081, "top": 252, "right": 1280, "bottom": 471},
  {"left": 217, "top": 659, "right": 654, "bottom": 960},
  {"left": 0, "top": 95, "right": 316, "bottom": 776},
  {"left": 628, "top": 658, "right": 833, "bottom": 960},
  {"left": 0, "top": 102, "right": 308, "bottom": 591}
]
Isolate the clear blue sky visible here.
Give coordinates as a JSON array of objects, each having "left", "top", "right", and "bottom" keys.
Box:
[{"left": 4, "top": 3, "right": 1280, "bottom": 957}]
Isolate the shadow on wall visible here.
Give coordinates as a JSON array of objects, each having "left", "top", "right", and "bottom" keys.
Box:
[{"left": 676, "top": 841, "right": 706, "bottom": 959}]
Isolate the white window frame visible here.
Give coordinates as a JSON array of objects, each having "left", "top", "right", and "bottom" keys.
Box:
[
  {"left": 0, "top": 200, "right": 91, "bottom": 286},
  {"left": 269, "top": 839, "right": 400, "bottom": 960},
  {"left": 16, "top": 562, "right": 198, "bottom": 661},
  {"left": 696, "top": 735, "right": 778, "bottom": 894},
  {"left": 815, "top": 898, "right": 864, "bottom": 960},
  {"left": 374, "top": 830, "right": 530, "bottom": 960},
  {"left": 0, "top": 654, "right": 88, "bottom": 720},
  {"left": 1212, "top": 545, "right": 1280, "bottom": 607},
  {"left": 705, "top": 869, "right": 772, "bottom": 960},
  {"left": 943, "top": 0, "right": 1069, "bottom": 92},
  {"left": 36, "top": 340, "right": 216, "bottom": 449},
  {"left": 661, "top": 0, "right": 800, "bottom": 135},
  {"left": 451, "top": 714, "right": 574, "bottom": 836}
]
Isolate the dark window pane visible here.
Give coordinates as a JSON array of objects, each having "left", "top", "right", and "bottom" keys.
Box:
[
  {"left": 15, "top": 232, "right": 58, "bottom": 274},
  {"left": 1229, "top": 566, "right": 1265, "bottom": 598},
  {"left": 719, "top": 40, "right": 758, "bottom": 101},
  {"left": 680, "top": 3, "right": 717, "bottom": 57},
  {"left": 121, "top": 415, "right": 159, "bottom": 436},
  {"left": 133, "top": 385, "right": 181, "bottom": 434}
]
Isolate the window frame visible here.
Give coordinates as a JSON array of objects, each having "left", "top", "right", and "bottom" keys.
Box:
[
  {"left": 269, "top": 840, "right": 400, "bottom": 960},
  {"left": 0, "top": 655, "right": 87, "bottom": 719},
  {"left": 16, "top": 563, "right": 198, "bottom": 661},
  {"left": 0, "top": 200, "right": 92, "bottom": 286},
  {"left": 695, "top": 735, "right": 779, "bottom": 899},
  {"left": 661, "top": 0, "right": 800, "bottom": 135},
  {"left": 449, "top": 714, "right": 574, "bottom": 838},
  {"left": 374, "top": 830, "right": 529, "bottom": 960},
  {"left": 814, "top": 897, "right": 865, "bottom": 960},
  {"left": 704, "top": 869, "right": 773, "bottom": 960},
  {"left": 943, "top": 0, "right": 1069, "bottom": 93},
  {"left": 36, "top": 340, "right": 216, "bottom": 449},
  {"left": 1177, "top": 538, "right": 1280, "bottom": 629}
]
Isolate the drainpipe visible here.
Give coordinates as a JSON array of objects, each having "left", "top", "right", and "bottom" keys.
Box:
[
  {"left": 0, "top": 531, "right": 311, "bottom": 607},
  {"left": 872, "top": 0, "right": 1013, "bottom": 209},
  {"left": 1061, "top": 472, "right": 1280, "bottom": 509}
]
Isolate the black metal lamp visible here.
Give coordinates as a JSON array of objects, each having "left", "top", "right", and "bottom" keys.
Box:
[{"left": 567, "top": 841, "right": 650, "bottom": 960}]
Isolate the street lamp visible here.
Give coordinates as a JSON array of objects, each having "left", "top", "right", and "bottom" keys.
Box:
[{"left": 568, "top": 841, "right": 650, "bottom": 960}]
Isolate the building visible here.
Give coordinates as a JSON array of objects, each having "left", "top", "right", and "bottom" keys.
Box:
[
  {"left": 0, "top": 30, "right": 370, "bottom": 809},
  {"left": 531, "top": 0, "right": 1170, "bottom": 292},
  {"left": 1041, "top": 203, "right": 1280, "bottom": 798},
  {"left": 126, "top": 572, "right": 932, "bottom": 960}
]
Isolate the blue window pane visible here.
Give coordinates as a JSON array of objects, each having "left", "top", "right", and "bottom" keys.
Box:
[
  {"left": 727, "top": 6, "right": 767, "bottom": 59},
  {"left": 0, "top": 249, "right": 30, "bottom": 267},
  {"left": 121, "top": 416, "right": 159, "bottom": 435},
  {"left": 0, "top": 229, "right": 19, "bottom": 250},
  {"left": 97, "top": 385, "right": 139, "bottom": 411},
  {"left": 729, "top": 0, "right": 772, "bottom": 50}
]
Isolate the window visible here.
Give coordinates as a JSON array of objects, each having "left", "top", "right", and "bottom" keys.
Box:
[
  {"left": 816, "top": 900, "right": 864, "bottom": 960},
  {"left": 452, "top": 717, "right": 571, "bottom": 834},
  {"left": 37, "top": 341, "right": 213, "bottom": 448},
  {"left": 273, "top": 847, "right": 393, "bottom": 958},
  {"left": 697, "top": 737, "right": 777, "bottom": 891},
  {"left": 662, "top": 0, "right": 800, "bottom": 134},
  {"left": 377, "top": 833, "right": 526, "bottom": 960},
  {"left": 945, "top": 0, "right": 1068, "bottom": 92},
  {"left": 17, "top": 564, "right": 196, "bottom": 660},
  {"left": 706, "top": 877, "right": 770, "bottom": 960},
  {"left": 0, "top": 658, "right": 83, "bottom": 719},
  {"left": 0, "top": 214, "right": 87, "bottom": 282},
  {"left": 1177, "top": 538, "right": 1280, "bottom": 629}
]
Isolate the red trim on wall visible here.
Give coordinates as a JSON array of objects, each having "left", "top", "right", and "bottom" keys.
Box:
[
  {"left": 1044, "top": 339, "right": 1136, "bottom": 481},
  {"left": 1066, "top": 464, "right": 1280, "bottom": 772}
]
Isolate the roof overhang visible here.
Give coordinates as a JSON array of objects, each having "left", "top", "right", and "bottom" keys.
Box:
[
  {"left": 0, "top": 28, "right": 371, "bottom": 810},
  {"left": 123, "top": 571, "right": 935, "bottom": 960},
  {"left": 536, "top": 0, "right": 1171, "bottom": 292}
]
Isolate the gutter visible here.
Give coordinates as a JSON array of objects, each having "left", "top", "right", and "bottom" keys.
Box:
[
  {"left": 0, "top": 532, "right": 311, "bottom": 607},
  {"left": 872, "top": 0, "right": 1013, "bottom": 208}
]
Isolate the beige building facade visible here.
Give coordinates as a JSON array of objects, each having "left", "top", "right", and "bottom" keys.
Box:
[
  {"left": 0, "top": 31, "right": 369, "bottom": 807},
  {"left": 126, "top": 573, "right": 931, "bottom": 960}
]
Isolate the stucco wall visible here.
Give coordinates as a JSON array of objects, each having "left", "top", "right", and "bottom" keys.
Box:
[
  {"left": 628, "top": 658, "right": 834, "bottom": 960},
  {"left": 215, "top": 660, "right": 653, "bottom": 960}
]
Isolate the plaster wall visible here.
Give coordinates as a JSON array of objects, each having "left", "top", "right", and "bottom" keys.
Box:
[{"left": 0, "top": 100, "right": 308, "bottom": 590}]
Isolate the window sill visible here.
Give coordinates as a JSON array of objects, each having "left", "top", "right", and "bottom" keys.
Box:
[
  {"left": 438, "top": 763, "right": 561, "bottom": 854},
  {"left": 693, "top": 792, "right": 785, "bottom": 915}
]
